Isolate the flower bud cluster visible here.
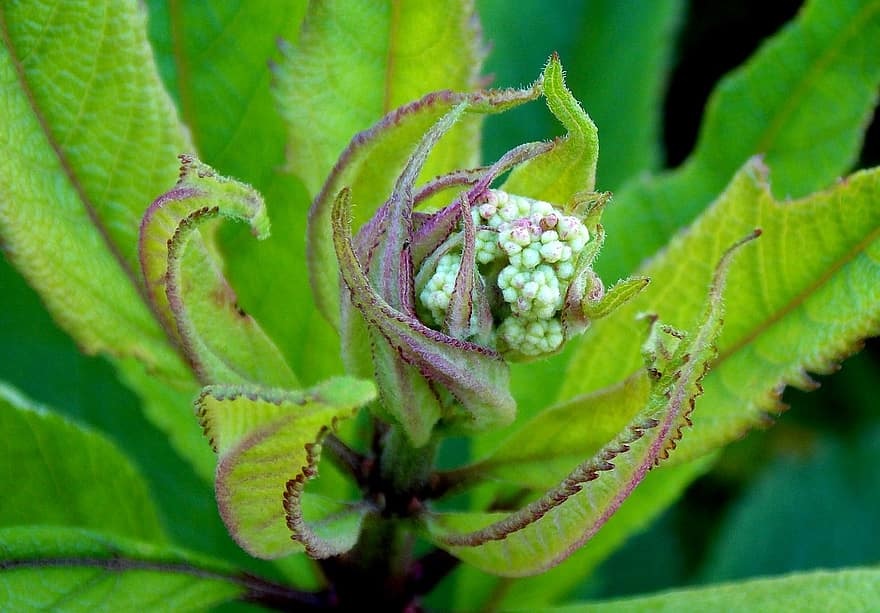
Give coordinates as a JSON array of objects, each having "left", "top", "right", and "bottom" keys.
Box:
[
  {"left": 420, "top": 253, "right": 462, "bottom": 325},
  {"left": 418, "top": 189, "right": 590, "bottom": 357}
]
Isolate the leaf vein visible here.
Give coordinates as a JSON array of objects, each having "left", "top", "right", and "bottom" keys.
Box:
[{"left": 0, "top": 6, "right": 143, "bottom": 299}]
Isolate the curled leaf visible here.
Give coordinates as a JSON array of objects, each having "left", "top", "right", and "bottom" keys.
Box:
[
  {"left": 501, "top": 53, "right": 600, "bottom": 205},
  {"left": 283, "top": 442, "right": 372, "bottom": 560},
  {"left": 139, "top": 155, "right": 296, "bottom": 386},
  {"left": 197, "top": 377, "right": 376, "bottom": 559}
]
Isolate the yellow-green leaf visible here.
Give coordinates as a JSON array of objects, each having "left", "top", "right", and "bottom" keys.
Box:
[
  {"left": 197, "top": 378, "right": 376, "bottom": 559},
  {"left": 275, "top": 0, "right": 486, "bottom": 197},
  {"left": 564, "top": 160, "right": 880, "bottom": 463},
  {"left": 0, "top": 0, "right": 190, "bottom": 382},
  {"left": 139, "top": 156, "right": 297, "bottom": 388},
  {"left": 501, "top": 54, "right": 600, "bottom": 204},
  {"left": 427, "top": 236, "right": 752, "bottom": 575}
]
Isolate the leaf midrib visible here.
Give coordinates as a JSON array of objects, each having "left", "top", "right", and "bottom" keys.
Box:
[
  {"left": 1, "top": 551, "right": 326, "bottom": 606},
  {"left": 717, "top": 218, "right": 880, "bottom": 364},
  {"left": 0, "top": 6, "right": 140, "bottom": 293},
  {"left": 752, "top": 0, "right": 880, "bottom": 155},
  {"left": 0, "top": 556, "right": 252, "bottom": 608}
]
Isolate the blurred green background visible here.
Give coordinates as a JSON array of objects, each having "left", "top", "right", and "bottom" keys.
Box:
[{"left": 1, "top": 0, "right": 877, "bottom": 603}]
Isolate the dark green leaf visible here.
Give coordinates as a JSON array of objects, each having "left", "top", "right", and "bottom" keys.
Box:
[
  {"left": 0, "top": 526, "right": 245, "bottom": 611},
  {"left": 700, "top": 430, "right": 880, "bottom": 582},
  {"left": 568, "top": 0, "right": 684, "bottom": 189},
  {"left": 0, "top": 385, "right": 164, "bottom": 542}
]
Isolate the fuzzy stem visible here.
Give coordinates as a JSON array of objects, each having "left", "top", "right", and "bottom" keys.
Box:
[{"left": 380, "top": 425, "right": 439, "bottom": 508}]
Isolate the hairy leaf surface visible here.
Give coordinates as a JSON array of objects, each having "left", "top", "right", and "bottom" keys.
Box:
[
  {"left": 450, "top": 457, "right": 714, "bottom": 610},
  {"left": 457, "top": 372, "right": 651, "bottom": 491},
  {"left": 333, "top": 184, "right": 515, "bottom": 445},
  {"left": 564, "top": 160, "right": 880, "bottom": 463},
  {"left": 0, "top": 0, "right": 189, "bottom": 382},
  {"left": 139, "top": 156, "right": 297, "bottom": 388},
  {"left": 0, "top": 0, "right": 223, "bottom": 479},
  {"left": 148, "top": 2, "right": 342, "bottom": 385},
  {"left": 493, "top": 457, "right": 714, "bottom": 609},
  {"left": 501, "top": 54, "right": 599, "bottom": 203},
  {"left": 308, "top": 85, "right": 540, "bottom": 330},
  {"left": 427, "top": 236, "right": 750, "bottom": 576},
  {"left": 197, "top": 378, "right": 376, "bottom": 559}
]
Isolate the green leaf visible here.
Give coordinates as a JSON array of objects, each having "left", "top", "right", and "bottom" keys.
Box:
[
  {"left": 427, "top": 235, "right": 753, "bottom": 576},
  {"left": 113, "top": 358, "right": 215, "bottom": 483},
  {"left": 564, "top": 160, "right": 880, "bottom": 464},
  {"left": 491, "top": 456, "right": 715, "bottom": 609},
  {"left": 0, "top": 1, "right": 226, "bottom": 482},
  {"left": 139, "top": 155, "right": 297, "bottom": 388},
  {"left": 284, "top": 479, "right": 373, "bottom": 561},
  {"left": 453, "top": 455, "right": 714, "bottom": 611},
  {"left": 196, "top": 378, "right": 376, "bottom": 559},
  {"left": 0, "top": 526, "right": 244, "bottom": 611},
  {"left": 458, "top": 372, "right": 651, "bottom": 491},
  {"left": 146, "top": 1, "right": 306, "bottom": 190},
  {"left": 600, "top": 0, "right": 880, "bottom": 280},
  {"left": 543, "top": 567, "right": 880, "bottom": 613},
  {"left": 0, "top": 384, "right": 165, "bottom": 543},
  {"left": 501, "top": 54, "right": 599, "bottom": 204},
  {"left": 568, "top": 0, "right": 684, "bottom": 190},
  {"left": 275, "top": 0, "right": 486, "bottom": 197},
  {"left": 145, "top": 1, "right": 340, "bottom": 386},
  {"left": 0, "top": 0, "right": 190, "bottom": 382},
  {"left": 523, "top": 159, "right": 880, "bottom": 604},
  {"left": 0, "top": 255, "right": 231, "bottom": 557},
  {"left": 699, "top": 429, "right": 880, "bottom": 582}
]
